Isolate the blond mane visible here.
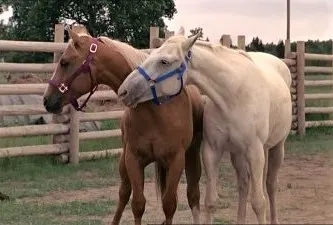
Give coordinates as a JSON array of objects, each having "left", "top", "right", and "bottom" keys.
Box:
[
  {"left": 72, "top": 25, "right": 90, "bottom": 35},
  {"left": 66, "top": 25, "right": 148, "bottom": 70},
  {"left": 98, "top": 36, "right": 148, "bottom": 70}
]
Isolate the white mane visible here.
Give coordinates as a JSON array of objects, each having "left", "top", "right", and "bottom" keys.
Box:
[{"left": 166, "top": 35, "right": 253, "bottom": 61}]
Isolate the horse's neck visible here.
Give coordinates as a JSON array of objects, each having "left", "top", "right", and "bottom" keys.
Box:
[
  {"left": 98, "top": 43, "right": 147, "bottom": 92},
  {"left": 187, "top": 46, "right": 241, "bottom": 112}
]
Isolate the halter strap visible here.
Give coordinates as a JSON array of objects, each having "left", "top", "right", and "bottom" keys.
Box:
[
  {"left": 137, "top": 50, "right": 192, "bottom": 105},
  {"left": 48, "top": 38, "right": 99, "bottom": 111}
]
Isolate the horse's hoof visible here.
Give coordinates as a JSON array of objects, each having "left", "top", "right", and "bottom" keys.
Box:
[{"left": 0, "top": 192, "right": 9, "bottom": 201}]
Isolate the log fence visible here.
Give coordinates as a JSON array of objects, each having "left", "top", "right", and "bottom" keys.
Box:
[{"left": 0, "top": 24, "right": 332, "bottom": 164}]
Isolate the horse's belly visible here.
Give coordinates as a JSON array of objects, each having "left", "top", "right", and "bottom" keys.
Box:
[
  {"left": 123, "top": 121, "right": 193, "bottom": 160},
  {"left": 203, "top": 99, "right": 242, "bottom": 154},
  {"left": 264, "top": 95, "right": 292, "bottom": 149}
]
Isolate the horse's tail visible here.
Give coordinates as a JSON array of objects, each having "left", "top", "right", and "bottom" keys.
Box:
[
  {"left": 185, "top": 85, "right": 205, "bottom": 136},
  {"left": 154, "top": 162, "right": 167, "bottom": 201}
]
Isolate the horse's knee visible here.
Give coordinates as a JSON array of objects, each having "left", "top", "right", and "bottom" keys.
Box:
[
  {"left": 205, "top": 201, "right": 217, "bottom": 214},
  {"left": 131, "top": 195, "right": 146, "bottom": 217},
  {"left": 187, "top": 185, "right": 200, "bottom": 208},
  {"left": 119, "top": 183, "right": 131, "bottom": 199},
  {"left": 162, "top": 193, "right": 177, "bottom": 217},
  {"left": 250, "top": 194, "right": 266, "bottom": 215}
]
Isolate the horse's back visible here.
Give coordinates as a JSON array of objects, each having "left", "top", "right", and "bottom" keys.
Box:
[{"left": 247, "top": 52, "right": 291, "bottom": 89}]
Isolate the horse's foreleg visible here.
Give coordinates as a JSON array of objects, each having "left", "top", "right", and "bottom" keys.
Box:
[
  {"left": 112, "top": 151, "right": 132, "bottom": 225},
  {"left": 125, "top": 149, "right": 145, "bottom": 225},
  {"left": 267, "top": 141, "right": 285, "bottom": 224},
  {"left": 162, "top": 149, "right": 185, "bottom": 225},
  {"left": 185, "top": 135, "right": 202, "bottom": 224},
  {"left": 0, "top": 192, "right": 9, "bottom": 201},
  {"left": 246, "top": 141, "right": 267, "bottom": 224},
  {"left": 202, "top": 139, "right": 222, "bottom": 224},
  {"left": 230, "top": 152, "right": 250, "bottom": 224}
]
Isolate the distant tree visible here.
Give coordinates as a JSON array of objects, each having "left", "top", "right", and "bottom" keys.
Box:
[
  {"left": 276, "top": 40, "right": 285, "bottom": 58},
  {"left": 205, "top": 37, "right": 209, "bottom": 42},
  {"left": 189, "top": 27, "right": 204, "bottom": 39},
  {"left": 0, "top": 0, "right": 177, "bottom": 62},
  {"left": 246, "top": 37, "right": 265, "bottom": 52}
]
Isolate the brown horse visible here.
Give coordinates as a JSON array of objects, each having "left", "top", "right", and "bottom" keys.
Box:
[{"left": 42, "top": 26, "right": 204, "bottom": 225}]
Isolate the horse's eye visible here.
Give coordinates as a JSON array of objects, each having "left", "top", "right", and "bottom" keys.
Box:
[
  {"left": 60, "top": 59, "right": 68, "bottom": 68},
  {"left": 160, "top": 59, "right": 169, "bottom": 65}
]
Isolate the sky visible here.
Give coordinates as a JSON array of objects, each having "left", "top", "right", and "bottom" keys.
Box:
[
  {"left": 1, "top": 0, "right": 332, "bottom": 45},
  {"left": 163, "top": 0, "right": 333, "bottom": 44}
]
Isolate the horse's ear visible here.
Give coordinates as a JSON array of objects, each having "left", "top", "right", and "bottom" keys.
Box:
[
  {"left": 182, "top": 31, "right": 201, "bottom": 51},
  {"left": 176, "top": 26, "right": 185, "bottom": 36},
  {"left": 66, "top": 26, "right": 80, "bottom": 44}
]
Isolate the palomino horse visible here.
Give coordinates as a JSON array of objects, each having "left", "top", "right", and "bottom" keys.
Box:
[
  {"left": 42, "top": 25, "right": 204, "bottom": 225},
  {"left": 117, "top": 27, "right": 292, "bottom": 224}
]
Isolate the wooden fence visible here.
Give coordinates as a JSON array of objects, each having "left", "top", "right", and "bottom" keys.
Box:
[
  {"left": 0, "top": 24, "right": 248, "bottom": 164},
  {"left": 291, "top": 41, "right": 333, "bottom": 136},
  {"left": 0, "top": 24, "right": 331, "bottom": 164}
]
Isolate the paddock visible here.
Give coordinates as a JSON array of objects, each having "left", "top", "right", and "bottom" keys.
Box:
[{"left": 0, "top": 24, "right": 333, "bottom": 224}]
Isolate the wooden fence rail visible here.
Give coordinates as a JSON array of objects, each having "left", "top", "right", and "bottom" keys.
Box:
[
  {"left": 1, "top": 24, "right": 333, "bottom": 164},
  {"left": 292, "top": 41, "right": 333, "bottom": 135}
]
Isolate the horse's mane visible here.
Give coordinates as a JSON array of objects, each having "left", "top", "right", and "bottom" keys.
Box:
[
  {"left": 72, "top": 25, "right": 89, "bottom": 35},
  {"left": 66, "top": 24, "right": 148, "bottom": 69},
  {"left": 98, "top": 36, "right": 148, "bottom": 70},
  {"left": 167, "top": 35, "right": 253, "bottom": 61}
]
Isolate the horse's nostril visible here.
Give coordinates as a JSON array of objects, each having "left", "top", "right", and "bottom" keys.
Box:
[
  {"left": 119, "top": 90, "right": 128, "bottom": 98},
  {"left": 43, "top": 97, "right": 48, "bottom": 106}
]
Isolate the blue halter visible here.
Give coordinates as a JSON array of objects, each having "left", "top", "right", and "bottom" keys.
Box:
[{"left": 137, "top": 50, "right": 192, "bottom": 105}]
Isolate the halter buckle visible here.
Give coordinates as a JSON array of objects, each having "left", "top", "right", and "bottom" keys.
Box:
[
  {"left": 90, "top": 43, "right": 98, "bottom": 53},
  {"left": 148, "top": 79, "right": 156, "bottom": 87},
  {"left": 58, "top": 83, "right": 68, "bottom": 93}
]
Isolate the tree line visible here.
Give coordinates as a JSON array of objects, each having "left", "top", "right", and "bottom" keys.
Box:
[
  {"left": 0, "top": 0, "right": 176, "bottom": 63},
  {"left": 190, "top": 27, "right": 332, "bottom": 68},
  {"left": 0, "top": 2, "right": 332, "bottom": 67}
]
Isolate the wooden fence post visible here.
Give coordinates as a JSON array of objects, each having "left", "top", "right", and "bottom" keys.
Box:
[
  {"left": 53, "top": 24, "right": 64, "bottom": 63},
  {"left": 288, "top": 53, "right": 298, "bottom": 132},
  {"left": 52, "top": 24, "right": 80, "bottom": 164},
  {"left": 221, "top": 34, "right": 231, "bottom": 47},
  {"left": 331, "top": 40, "right": 333, "bottom": 120},
  {"left": 52, "top": 24, "right": 68, "bottom": 155},
  {"left": 296, "top": 41, "right": 306, "bottom": 136},
  {"left": 69, "top": 106, "right": 79, "bottom": 164},
  {"left": 285, "top": 39, "right": 291, "bottom": 58},
  {"left": 149, "top": 27, "right": 159, "bottom": 49},
  {"left": 237, "top": 35, "right": 245, "bottom": 50}
]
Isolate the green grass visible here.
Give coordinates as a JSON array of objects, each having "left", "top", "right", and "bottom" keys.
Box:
[
  {"left": 0, "top": 198, "right": 114, "bottom": 225},
  {"left": 0, "top": 126, "right": 332, "bottom": 224},
  {"left": 1, "top": 73, "right": 333, "bottom": 223},
  {"left": 0, "top": 120, "right": 122, "bottom": 199},
  {"left": 286, "top": 126, "right": 333, "bottom": 154}
]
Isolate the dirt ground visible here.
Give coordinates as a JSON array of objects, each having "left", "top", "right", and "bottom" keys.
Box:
[{"left": 19, "top": 152, "right": 333, "bottom": 224}]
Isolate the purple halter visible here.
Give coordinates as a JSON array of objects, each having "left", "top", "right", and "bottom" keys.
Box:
[{"left": 48, "top": 38, "right": 99, "bottom": 111}]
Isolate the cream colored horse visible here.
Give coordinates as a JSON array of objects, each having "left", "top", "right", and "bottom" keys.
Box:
[{"left": 117, "top": 27, "right": 292, "bottom": 224}]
